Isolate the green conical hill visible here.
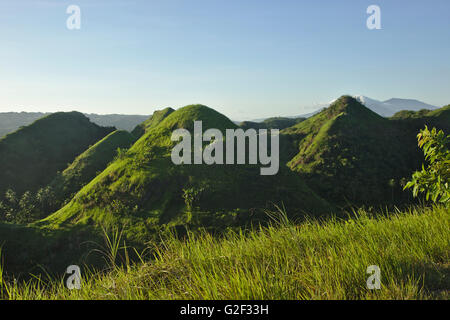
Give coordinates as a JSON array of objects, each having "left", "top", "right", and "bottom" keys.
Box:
[
  {"left": 282, "top": 96, "right": 450, "bottom": 205},
  {"left": 37, "top": 105, "right": 331, "bottom": 241}
]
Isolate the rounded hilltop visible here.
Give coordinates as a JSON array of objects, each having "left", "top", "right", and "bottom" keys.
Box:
[
  {"left": 325, "top": 95, "right": 384, "bottom": 119},
  {"left": 157, "top": 104, "right": 238, "bottom": 132}
]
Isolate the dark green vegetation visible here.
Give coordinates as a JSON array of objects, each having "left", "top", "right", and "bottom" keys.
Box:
[
  {"left": 0, "top": 112, "right": 114, "bottom": 196},
  {"left": 0, "top": 222, "right": 104, "bottom": 277},
  {"left": 0, "top": 186, "right": 58, "bottom": 224},
  {"left": 0, "top": 96, "right": 449, "bottom": 299},
  {"left": 239, "top": 117, "right": 305, "bottom": 131},
  {"left": 0, "top": 113, "right": 116, "bottom": 224},
  {"left": 283, "top": 97, "right": 450, "bottom": 206}
]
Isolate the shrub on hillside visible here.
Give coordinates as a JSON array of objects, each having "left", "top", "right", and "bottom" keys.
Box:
[{"left": 405, "top": 126, "right": 449, "bottom": 204}]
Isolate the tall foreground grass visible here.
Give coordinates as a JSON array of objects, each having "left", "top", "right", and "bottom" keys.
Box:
[{"left": 1, "top": 205, "right": 449, "bottom": 300}]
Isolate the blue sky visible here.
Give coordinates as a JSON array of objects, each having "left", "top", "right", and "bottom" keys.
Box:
[{"left": 0, "top": 0, "right": 449, "bottom": 120}]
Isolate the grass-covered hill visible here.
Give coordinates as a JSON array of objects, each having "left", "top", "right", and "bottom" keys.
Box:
[
  {"left": 282, "top": 96, "right": 450, "bottom": 206},
  {"left": 239, "top": 117, "right": 305, "bottom": 131},
  {"left": 0, "top": 112, "right": 114, "bottom": 197},
  {"left": 49, "top": 130, "right": 137, "bottom": 205},
  {"left": 131, "top": 107, "right": 175, "bottom": 138},
  {"left": 2, "top": 205, "right": 448, "bottom": 300},
  {"left": 36, "top": 105, "right": 331, "bottom": 243}
]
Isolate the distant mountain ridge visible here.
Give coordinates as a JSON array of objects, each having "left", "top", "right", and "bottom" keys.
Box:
[
  {"left": 0, "top": 112, "right": 149, "bottom": 138},
  {"left": 249, "top": 96, "right": 439, "bottom": 122},
  {"left": 353, "top": 96, "right": 438, "bottom": 117},
  {"left": 0, "top": 95, "right": 440, "bottom": 137}
]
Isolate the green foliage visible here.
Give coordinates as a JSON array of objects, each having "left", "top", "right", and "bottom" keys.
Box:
[
  {"left": 182, "top": 186, "right": 205, "bottom": 219},
  {"left": 88, "top": 225, "right": 129, "bottom": 270},
  {"left": 405, "top": 126, "right": 450, "bottom": 203},
  {"left": 0, "top": 186, "right": 58, "bottom": 223},
  {"left": 114, "top": 147, "right": 127, "bottom": 161}
]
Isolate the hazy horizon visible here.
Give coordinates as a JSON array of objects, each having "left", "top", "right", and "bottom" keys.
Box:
[{"left": 0, "top": 93, "right": 444, "bottom": 121}]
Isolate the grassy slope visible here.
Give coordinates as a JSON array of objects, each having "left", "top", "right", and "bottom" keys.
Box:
[
  {"left": 50, "top": 130, "right": 136, "bottom": 204},
  {"left": 131, "top": 107, "right": 175, "bottom": 138},
  {"left": 36, "top": 105, "right": 331, "bottom": 243},
  {"left": 283, "top": 96, "right": 450, "bottom": 205},
  {"left": 0, "top": 112, "right": 114, "bottom": 196},
  {"left": 2, "top": 205, "right": 448, "bottom": 300}
]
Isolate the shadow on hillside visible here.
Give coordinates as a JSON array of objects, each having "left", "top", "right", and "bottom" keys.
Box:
[{"left": 0, "top": 223, "right": 105, "bottom": 280}]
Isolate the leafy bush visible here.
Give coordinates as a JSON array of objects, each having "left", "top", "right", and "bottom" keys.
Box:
[
  {"left": 405, "top": 126, "right": 450, "bottom": 204},
  {"left": 0, "top": 187, "right": 58, "bottom": 223}
]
